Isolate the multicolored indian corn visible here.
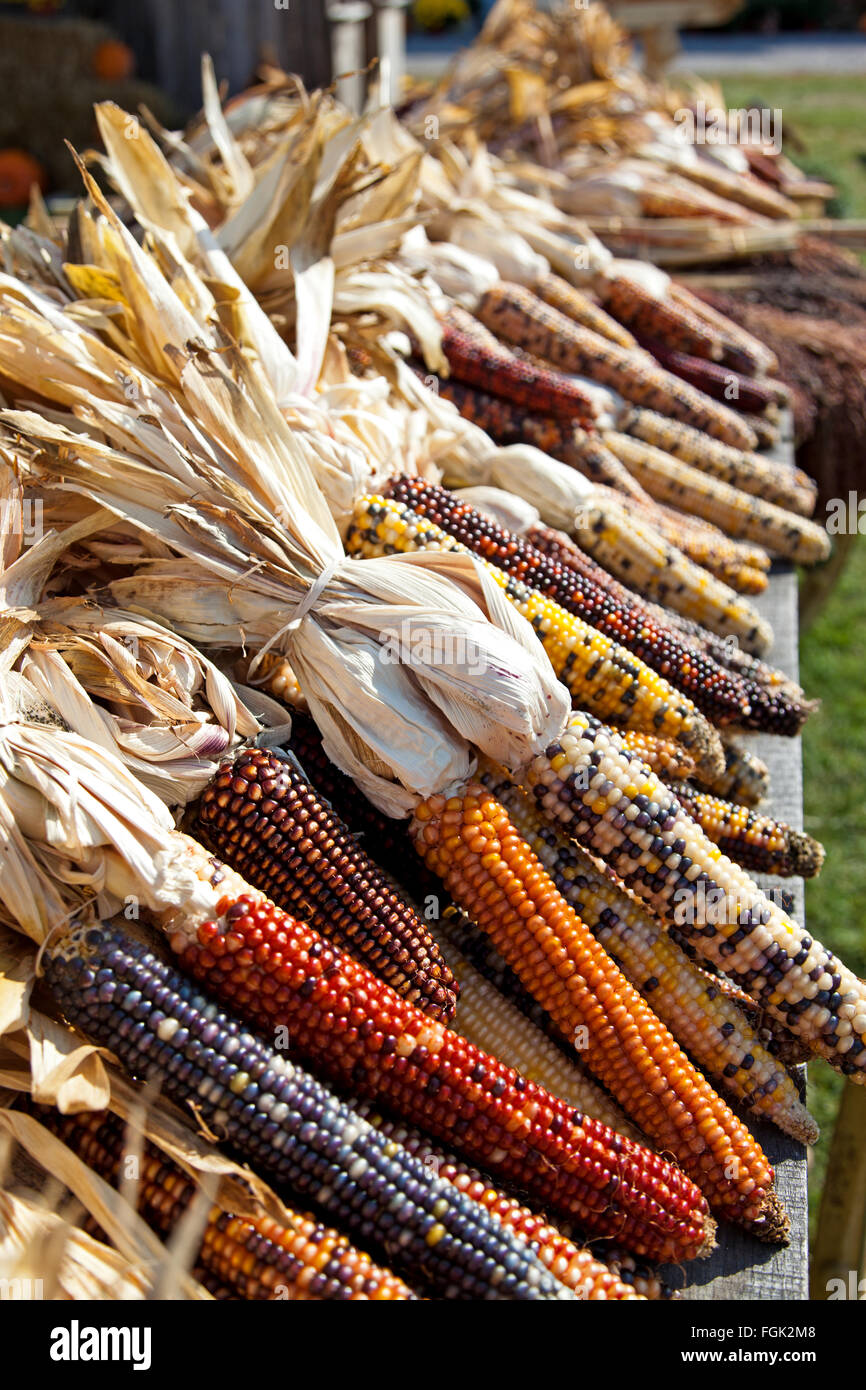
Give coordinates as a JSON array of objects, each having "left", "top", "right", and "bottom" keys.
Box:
[
  {"left": 347, "top": 494, "right": 720, "bottom": 768},
  {"left": 472, "top": 281, "right": 758, "bottom": 449},
  {"left": 382, "top": 477, "right": 808, "bottom": 735},
  {"left": 666, "top": 782, "right": 825, "bottom": 879},
  {"left": 601, "top": 432, "right": 831, "bottom": 565},
  {"left": 162, "top": 845, "right": 714, "bottom": 1262},
  {"left": 482, "top": 773, "right": 818, "bottom": 1145},
  {"left": 36, "top": 1106, "right": 416, "bottom": 1301},
  {"left": 42, "top": 920, "right": 572, "bottom": 1300},
  {"left": 621, "top": 407, "right": 817, "bottom": 517},
  {"left": 194, "top": 746, "right": 458, "bottom": 1021},
  {"left": 410, "top": 783, "right": 785, "bottom": 1236},
  {"left": 523, "top": 709, "right": 866, "bottom": 1080}
]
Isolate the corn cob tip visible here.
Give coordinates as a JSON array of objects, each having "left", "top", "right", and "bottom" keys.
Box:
[
  {"left": 689, "top": 721, "right": 726, "bottom": 782},
  {"left": 787, "top": 829, "right": 826, "bottom": 880},
  {"left": 749, "top": 1191, "right": 791, "bottom": 1246}
]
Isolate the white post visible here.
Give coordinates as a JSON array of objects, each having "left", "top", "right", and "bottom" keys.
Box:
[
  {"left": 328, "top": 2, "right": 372, "bottom": 114},
  {"left": 376, "top": 0, "right": 411, "bottom": 107}
]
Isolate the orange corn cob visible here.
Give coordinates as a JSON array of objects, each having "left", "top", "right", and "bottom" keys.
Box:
[{"left": 410, "top": 784, "right": 785, "bottom": 1239}]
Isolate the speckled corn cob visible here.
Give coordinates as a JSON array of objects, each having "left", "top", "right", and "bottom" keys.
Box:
[
  {"left": 472, "top": 282, "right": 758, "bottom": 449},
  {"left": 410, "top": 785, "right": 784, "bottom": 1237},
  {"left": 666, "top": 783, "right": 825, "bottom": 879},
  {"left": 569, "top": 495, "right": 772, "bottom": 651},
  {"left": 416, "top": 371, "right": 645, "bottom": 501},
  {"left": 483, "top": 774, "right": 817, "bottom": 1145},
  {"left": 621, "top": 407, "right": 816, "bottom": 517},
  {"left": 347, "top": 494, "right": 718, "bottom": 765},
  {"left": 524, "top": 709, "right": 866, "bottom": 1081},
  {"left": 44, "top": 921, "right": 569, "bottom": 1300},
  {"left": 38, "top": 1107, "right": 416, "bottom": 1301},
  {"left": 740, "top": 413, "right": 781, "bottom": 452},
  {"left": 642, "top": 341, "right": 788, "bottom": 416},
  {"left": 354, "top": 1106, "right": 652, "bottom": 1300},
  {"left": 279, "top": 708, "right": 446, "bottom": 907},
  {"left": 707, "top": 739, "right": 770, "bottom": 807},
  {"left": 164, "top": 845, "right": 712, "bottom": 1262},
  {"left": 615, "top": 731, "right": 697, "bottom": 782},
  {"left": 598, "top": 275, "right": 725, "bottom": 361},
  {"left": 602, "top": 432, "right": 831, "bottom": 565},
  {"left": 440, "top": 306, "right": 598, "bottom": 422},
  {"left": 669, "top": 285, "right": 778, "bottom": 377},
  {"left": 383, "top": 477, "right": 807, "bottom": 736},
  {"left": 535, "top": 272, "right": 639, "bottom": 349},
  {"left": 441, "top": 941, "right": 639, "bottom": 1138},
  {"left": 195, "top": 747, "right": 458, "bottom": 1021}
]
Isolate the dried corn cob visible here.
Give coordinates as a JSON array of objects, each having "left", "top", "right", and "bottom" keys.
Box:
[
  {"left": 442, "top": 941, "right": 639, "bottom": 1138},
  {"left": 569, "top": 494, "right": 772, "bottom": 651},
  {"left": 666, "top": 783, "right": 825, "bottom": 880},
  {"left": 244, "top": 652, "right": 306, "bottom": 709},
  {"left": 529, "top": 505, "right": 769, "bottom": 599},
  {"left": 383, "top": 477, "right": 808, "bottom": 735},
  {"left": 621, "top": 407, "right": 816, "bottom": 516},
  {"left": 598, "top": 275, "right": 725, "bottom": 361},
  {"left": 38, "top": 1107, "right": 416, "bottom": 1301},
  {"left": 418, "top": 371, "right": 645, "bottom": 499},
  {"left": 440, "top": 306, "right": 598, "bottom": 422},
  {"left": 194, "top": 747, "right": 458, "bottom": 1021},
  {"left": 472, "top": 282, "right": 758, "bottom": 449},
  {"left": 739, "top": 414, "right": 781, "bottom": 452},
  {"left": 410, "top": 783, "right": 783, "bottom": 1236},
  {"left": 602, "top": 432, "right": 831, "bottom": 565},
  {"left": 535, "top": 272, "right": 639, "bottom": 349},
  {"left": 43, "top": 920, "right": 571, "bottom": 1300},
  {"left": 668, "top": 283, "right": 778, "bottom": 377},
  {"left": 347, "top": 494, "right": 719, "bottom": 766},
  {"left": 615, "top": 731, "right": 697, "bottom": 781},
  {"left": 165, "top": 843, "right": 713, "bottom": 1262},
  {"left": 706, "top": 739, "right": 770, "bottom": 807},
  {"left": 355, "top": 1106, "right": 650, "bottom": 1300},
  {"left": 483, "top": 774, "right": 817, "bottom": 1146},
  {"left": 644, "top": 342, "right": 788, "bottom": 417},
  {"left": 524, "top": 709, "right": 866, "bottom": 1081}
]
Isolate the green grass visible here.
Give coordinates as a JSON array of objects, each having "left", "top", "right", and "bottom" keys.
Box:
[
  {"left": 698, "top": 74, "right": 866, "bottom": 1244},
  {"left": 800, "top": 537, "right": 866, "bottom": 1237}
]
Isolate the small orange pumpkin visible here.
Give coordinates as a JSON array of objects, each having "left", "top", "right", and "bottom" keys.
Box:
[
  {"left": 0, "top": 149, "right": 46, "bottom": 207},
  {"left": 92, "top": 38, "right": 136, "bottom": 82}
]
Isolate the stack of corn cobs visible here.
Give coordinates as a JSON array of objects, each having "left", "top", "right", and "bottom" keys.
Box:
[{"left": 0, "top": 22, "right": 856, "bottom": 1303}]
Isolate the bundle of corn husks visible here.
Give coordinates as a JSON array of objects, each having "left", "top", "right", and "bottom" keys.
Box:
[{"left": 0, "top": 57, "right": 856, "bottom": 1304}]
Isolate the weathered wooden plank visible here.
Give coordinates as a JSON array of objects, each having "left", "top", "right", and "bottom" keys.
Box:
[{"left": 666, "top": 414, "right": 810, "bottom": 1299}]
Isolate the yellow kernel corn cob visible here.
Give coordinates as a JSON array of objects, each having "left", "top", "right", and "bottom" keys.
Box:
[
  {"left": 621, "top": 407, "right": 817, "bottom": 517},
  {"left": 569, "top": 495, "right": 772, "bottom": 652},
  {"left": 667, "top": 782, "right": 825, "bottom": 880},
  {"left": 483, "top": 772, "right": 818, "bottom": 1146},
  {"left": 528, "top": 508, "right": 769, "bottom": 600},
  {"left": 411, "top": 783, "right": 785, "bottom": 1236},
  {"left": 535, "top": 271, "right": 639, "bottom": 349},
  {"left": 355, "top": 1106, "right": 651, "bottom": 1300},
  {"left": 602, "top": 431, "right": 831, "bottom": 565},
  {"left": 614, "top": 730, "right": 697, "bottom": 782},
  {"left": 524, "top": 709, "right": 866, "bottom": 1081},
  {"left": 598, "top": 274, "right": 725, "bottom": 361},
  {"left": 241, "top": 650, "right": 306, "bottom": 709},
  {"left": 438, "top": 938, "right": 640, "bottom": 1139},
  {"left": 473, "top": 281, "right": 758, "bottom": 449},
  {"left": 347, "top": 494, "right": 720, "bottom": 768},
  {"left": 705, "top": 738, "right": 770, "bottom": 807}
]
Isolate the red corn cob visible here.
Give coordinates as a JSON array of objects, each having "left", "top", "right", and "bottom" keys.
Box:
[
  {"left": 165, "top": 839, "right": 714, "bottom": 1263},
  {"left": 439, "top": 305, "right": 599, "bottom": 422}
]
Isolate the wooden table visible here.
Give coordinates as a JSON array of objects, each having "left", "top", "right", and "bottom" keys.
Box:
[{"left": 665, "top": 416, "right": 809, "bottom": 1299}]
